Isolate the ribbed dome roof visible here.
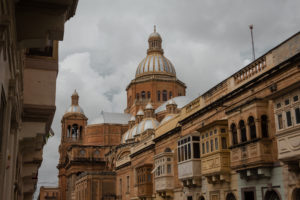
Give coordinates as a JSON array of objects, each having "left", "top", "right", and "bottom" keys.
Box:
[
  {"left": 135, "top": 26, "right": 176, "bottom": 78},
  {"left": 136, "top": 54, "right": 176, "bottom": 77}
]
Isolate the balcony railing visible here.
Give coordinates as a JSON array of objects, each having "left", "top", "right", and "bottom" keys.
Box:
[
  {"left": 137, "top": 183, "right": 153, "bottom": 197},
  {"left": 233, "top": 56, "right": 266, "bottom": 84}
]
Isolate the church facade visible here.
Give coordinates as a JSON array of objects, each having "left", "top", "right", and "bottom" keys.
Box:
[{"left": 41, "top": 30, "right": 300, "bottom": 200}]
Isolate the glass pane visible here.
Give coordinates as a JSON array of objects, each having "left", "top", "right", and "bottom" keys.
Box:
[{"left": 286, "top": 111, "right": 292, "bottom": 127}]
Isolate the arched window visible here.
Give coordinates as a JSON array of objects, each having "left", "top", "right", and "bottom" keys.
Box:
[
  {"left": 169, "top": 91, "right": 172, "bottom": 99},
  {"left": 72, "top": 124, "right": 78, "bottom": 139},
  {"left": 248, "top": 116, "right": 256, "bottom": 139},
  {"left": 226, "top": 193, "right": 236, "bottom": 200},
  {"left": 147, "top": 91, "right": 151, "bottom": 99},
  {"left": 231, "top": 123, "right": 238, "bottom": 145},
  {"left": 261, "top": 115, "right": 268, "bottom": 138},
  {"left": 239, "top": 120, "right": 247, "bottom": 142},
  {"left": 157, "top": 91, "right": 160, "bottom": 101},
  {"left": 67, "top": 125, "right": 71, "bottom": 137},
  {"left": 163, "top": 90, "right": 167, "bottom": 101},
  {"left": 141, "top": 91, "right": 146, "bottom": 99},
  {"left": 264, "top": 190, "right": 281, "bottom": 200},
  {"left": 136, "top": 93, "right": 139, "bottom": 100}
]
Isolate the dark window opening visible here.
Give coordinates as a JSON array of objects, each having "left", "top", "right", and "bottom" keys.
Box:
[
  {"left": 222, "top": 137, "right": 227, "bottom": 149},
  {"left": 293, "top": 96, "right": 299, "bottom": 102},
  {"left": 157, "top": 91, "right": 160, "bottom": 101},
  {"left": 141, "top": 91, "right": 146, "bottom": 99},
  {"left": 295, "top": 108, "right": 300, "bottom": 124},
  {"left": 27, "top": 40, "right": 54, "bottom": 57},
  {"left": 286, "top": 111, "right": 292, "bottom": 127},
  {"left": 239, "top": 120, "right": 247, "bottom": 142},
  {"left": 277, "top": 114, "right": 283, "bottom": 129},
  {"left": 193, "top": 143, "right": 200, "bottom": 158},
  {"left": 231, "top": 123, "right": 238, "bottom": 145},
  {"left": 169, "top": 91, "right": 172, "bottom": 99},
  {"left": 248, "top": 116, "right": 257, "bottom": 139},
  {"left": 163, "top": 90, "right": 167, "bottom": 101},
  {"left": 261, "top": 115, "right": 268, "bottom": 137},
  {"left": 147, "top": 91, "right": 151, "bottom": 99}
]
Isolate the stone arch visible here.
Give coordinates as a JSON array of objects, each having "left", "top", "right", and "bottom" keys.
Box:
[
  {"left": 199, "top": 196, "right": 205, "bottom": 200},
  {"left": 292, "top": 188, "right": 300, "bottom": 200},
  {"left": 264, "top": 189, "right": 281, "bottom": 200},
  {"left": 226, "top": 193, "right": 237, "bottom": 200}
]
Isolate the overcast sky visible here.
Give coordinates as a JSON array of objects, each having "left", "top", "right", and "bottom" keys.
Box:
[{"left": 34, "top": 0, "right": 300, "bottom": 198}]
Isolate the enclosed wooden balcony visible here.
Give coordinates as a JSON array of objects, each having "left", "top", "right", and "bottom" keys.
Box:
[
  {"left": 198, "top": 120, "right": 230, "bottom": 183},
  {"left": 154, "top": 149, "right": 174, "bottom": 193},
  {"left": 177, "top": 134, "right": 202, "bottom": 187},
  {"left": 136, "top": 165, "right": 153, "bottom": 198}
]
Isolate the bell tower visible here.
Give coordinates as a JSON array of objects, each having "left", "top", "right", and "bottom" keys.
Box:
[{"left": 57, "top": 90, "right": 87, "bottom": 200}]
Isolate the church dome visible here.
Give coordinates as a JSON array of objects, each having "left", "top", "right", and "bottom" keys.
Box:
[{"left": 135, "top": 26, "right": 176, "bottom": 78}]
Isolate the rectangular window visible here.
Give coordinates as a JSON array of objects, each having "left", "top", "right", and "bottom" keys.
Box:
[
  {"left": 126, "top": 176, "right": 129, "bottom": 193},
  {"left": 210, "top": 131, "right": 213, "bottom": 136},
  {"left": 192, "top": 136, "right": 200, "bottom": 141},
  {"left": 295, "top": 108, "right": 300, "bottom": 124},
  {"left": 193, "top": 143, "right": 200, "bottom": 158},
  {"left": 187, "top": 143, "right": 191, "bottom": 159},
  {"left": 286, "top": 111, "right": 292, "bottom": 127},
  {"left": 184, "top": 145, "right": 188, "bottom": 160},
  {"left": 167, "top": 164, "right": 171, "bottom": 174},
  {"left": 214, "top": 129, "right": 217, "bottom": 134},
  {"left": 215, "top": 138, "right": 218, "bottom": 150},
  {"left": 202, "top": 143, "right": 205, "bottom": 154},
  {"left": 276, "top": 103, "right": 281, "bottom": 108},
  {"left": 221, "top": 137, "right": 227, "bottom": 149},
  {"left": 221, "top": 128, "right": 226, "bottom": 133},
  {"left": 285, "top": 99, "right": 290, "bottom": 105},
  {"left": 210, "top": 139, "right": 214, "bottom": 152},
  {"left": 206, "top": 141, "right": 209, "bottom": 153},
  {"left": 177, "top": 148, "right": 181, "bottom": 162},
  {"left": 294, "top": 95, "right": 299, "bottom": 102},
  {"left": 277, "top": 114, "right": 283, "bottom": 129}
]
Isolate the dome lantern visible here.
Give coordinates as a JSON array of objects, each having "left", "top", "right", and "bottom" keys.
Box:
[
  {"left": 71, "top": 90, "right": 79, "bottom": 105},
  {"left": 147, "top": 25, "right": 163, "bottom": 54},
  {"left": 65, "top": 90, "right": 85, "bottom": 115}
]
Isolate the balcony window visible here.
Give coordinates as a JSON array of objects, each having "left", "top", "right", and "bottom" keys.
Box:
[
  {"left": 210, "top": 139, "right": 214, "bottom": 152},
  {"left": 286, "top": 111, "right": 292, "bottom": 127},
  {"left": 231, "top": 123, "right": 238, "bottom": 145},
  {"left": 276, "top": 103, "right": 281, "bottom": 109},
  {"left": 239, "top": 120, "right": 247, "bottom": 142},
  {"left": 277, "top": 114, "right": 283, "bottom": 129},
  {"left": 293, "top": 95, "right": 299, "bottom": 102},
  {"left": 248, "top": 116, "right": 257, "bottom": 139},
  {"left": 202, "top": 143, "right": 205, "bottom": 154},
  {"left": 206, "top": 141, "right": 209, "bottom": 153},
  {"left": 178, "top": 136, "right": 200, "bottom": 162},
  {"left": 295, "top": 108, "right": 300, "bottom": 124},
  {"left": 215, "top": 138, "right": 219, "bottom": 150},
  {"left": 169, "top": 91, "right": 172, "bottom": 99},
  {"left": 261, "top": 115, "right": 268, "bottom": 137},
  {"left": 221, "top": 137, "right": 227, "bottom": 149}
]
